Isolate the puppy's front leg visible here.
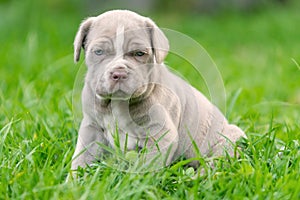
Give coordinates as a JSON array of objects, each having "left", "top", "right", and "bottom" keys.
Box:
[
  {"left": 142, "top": 107, "right": 179, "bottom": 167},
  {"left": 143, "top": 130, "right": 178, "bottom": 168},
  {"left": 71, "top": 117, "right": 107, "bottom": 170}
]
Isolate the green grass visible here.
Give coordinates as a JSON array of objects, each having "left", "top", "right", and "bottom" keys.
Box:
[{"left": 1, "top": 0, "right": 300, "bottom": 199}]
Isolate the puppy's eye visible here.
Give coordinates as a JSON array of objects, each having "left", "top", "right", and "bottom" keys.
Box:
[
  {"left": 131, "top": 50, "right": 147, "bottom": 57},
  {"left": 94, "top": 49, "right": 104, "bottom": 56},
  {"left": 134, "top": 51, "right": 145, "bottom": 57}
]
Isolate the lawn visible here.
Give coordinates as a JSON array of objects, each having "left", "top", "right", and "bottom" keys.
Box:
[{"left": 0, "top": 0, "right": 299, "bottom": 199}]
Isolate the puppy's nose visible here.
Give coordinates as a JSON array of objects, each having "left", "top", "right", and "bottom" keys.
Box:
[{"left": 110, "top": 70, "right": 128, "bottom": 81}]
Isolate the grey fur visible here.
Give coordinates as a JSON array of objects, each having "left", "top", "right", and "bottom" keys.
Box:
[{"left": 71, "top": 10, "right": 246, "bottom": 171}]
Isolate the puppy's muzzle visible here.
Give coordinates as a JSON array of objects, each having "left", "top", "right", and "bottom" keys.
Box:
[
  {"left": 110, "top": 70, "right": 128, "bottom": 81},
  {"left": 110, "top": 66, "right": 128, "bottom": 81}
]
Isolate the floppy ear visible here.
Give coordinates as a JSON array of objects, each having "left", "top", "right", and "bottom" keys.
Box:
[
  {"left": 74, "top": 17, "right": 95, "bottom": 63},
  {"left": 145, "top": 19, "right": 169, "bottom": 64}
]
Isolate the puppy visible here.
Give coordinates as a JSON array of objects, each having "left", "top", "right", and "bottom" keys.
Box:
[{"left": 71, "top": 10, "right": 246, "bottom": 171}]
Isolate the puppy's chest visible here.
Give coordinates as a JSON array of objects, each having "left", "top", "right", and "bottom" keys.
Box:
[{"left": 99, "top": 100, "right": 150, "bottom": 148}]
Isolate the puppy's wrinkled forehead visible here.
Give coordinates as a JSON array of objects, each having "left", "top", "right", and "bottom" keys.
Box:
[
  {"left": 87, "top": 12, "right": 151, "bottom": 50},
  {"left": 74, "top": 10, "right": 169, "bottom": 64}
]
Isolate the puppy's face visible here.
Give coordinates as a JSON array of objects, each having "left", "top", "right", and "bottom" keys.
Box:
[{"left": 74, "top": 10, "right": 169, "bottom": 99}]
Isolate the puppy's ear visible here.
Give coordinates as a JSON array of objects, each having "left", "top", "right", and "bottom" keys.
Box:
[
  {"left": 74, "top": 17, "right": 95, "bottom": 63},
  {"left": 146, "top": 19, "right": 169, "bottom": 64}
]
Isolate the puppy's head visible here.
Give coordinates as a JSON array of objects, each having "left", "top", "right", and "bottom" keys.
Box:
[{"left": 74, "top": 10, "right": 169, "bottom": 99}]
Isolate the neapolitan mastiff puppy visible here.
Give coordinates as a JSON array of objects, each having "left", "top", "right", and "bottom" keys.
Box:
[{"left": 71, "top": 10, "right": 246, "bottom": 171}]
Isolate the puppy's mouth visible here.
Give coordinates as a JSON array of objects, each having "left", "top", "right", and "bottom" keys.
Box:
[
  {"left": 95, "top": 66, "right": 153, "bottom": 101},
  {"left": 96, "top": 83, "right": 132, "bottom": 100},
  {"left": 95, "top": 82, "right": 152, "bottom": 101}
]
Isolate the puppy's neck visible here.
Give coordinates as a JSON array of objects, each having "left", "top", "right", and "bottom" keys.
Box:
[{"left": 129, "top": 83, "right": 156, "bottom": 105}]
